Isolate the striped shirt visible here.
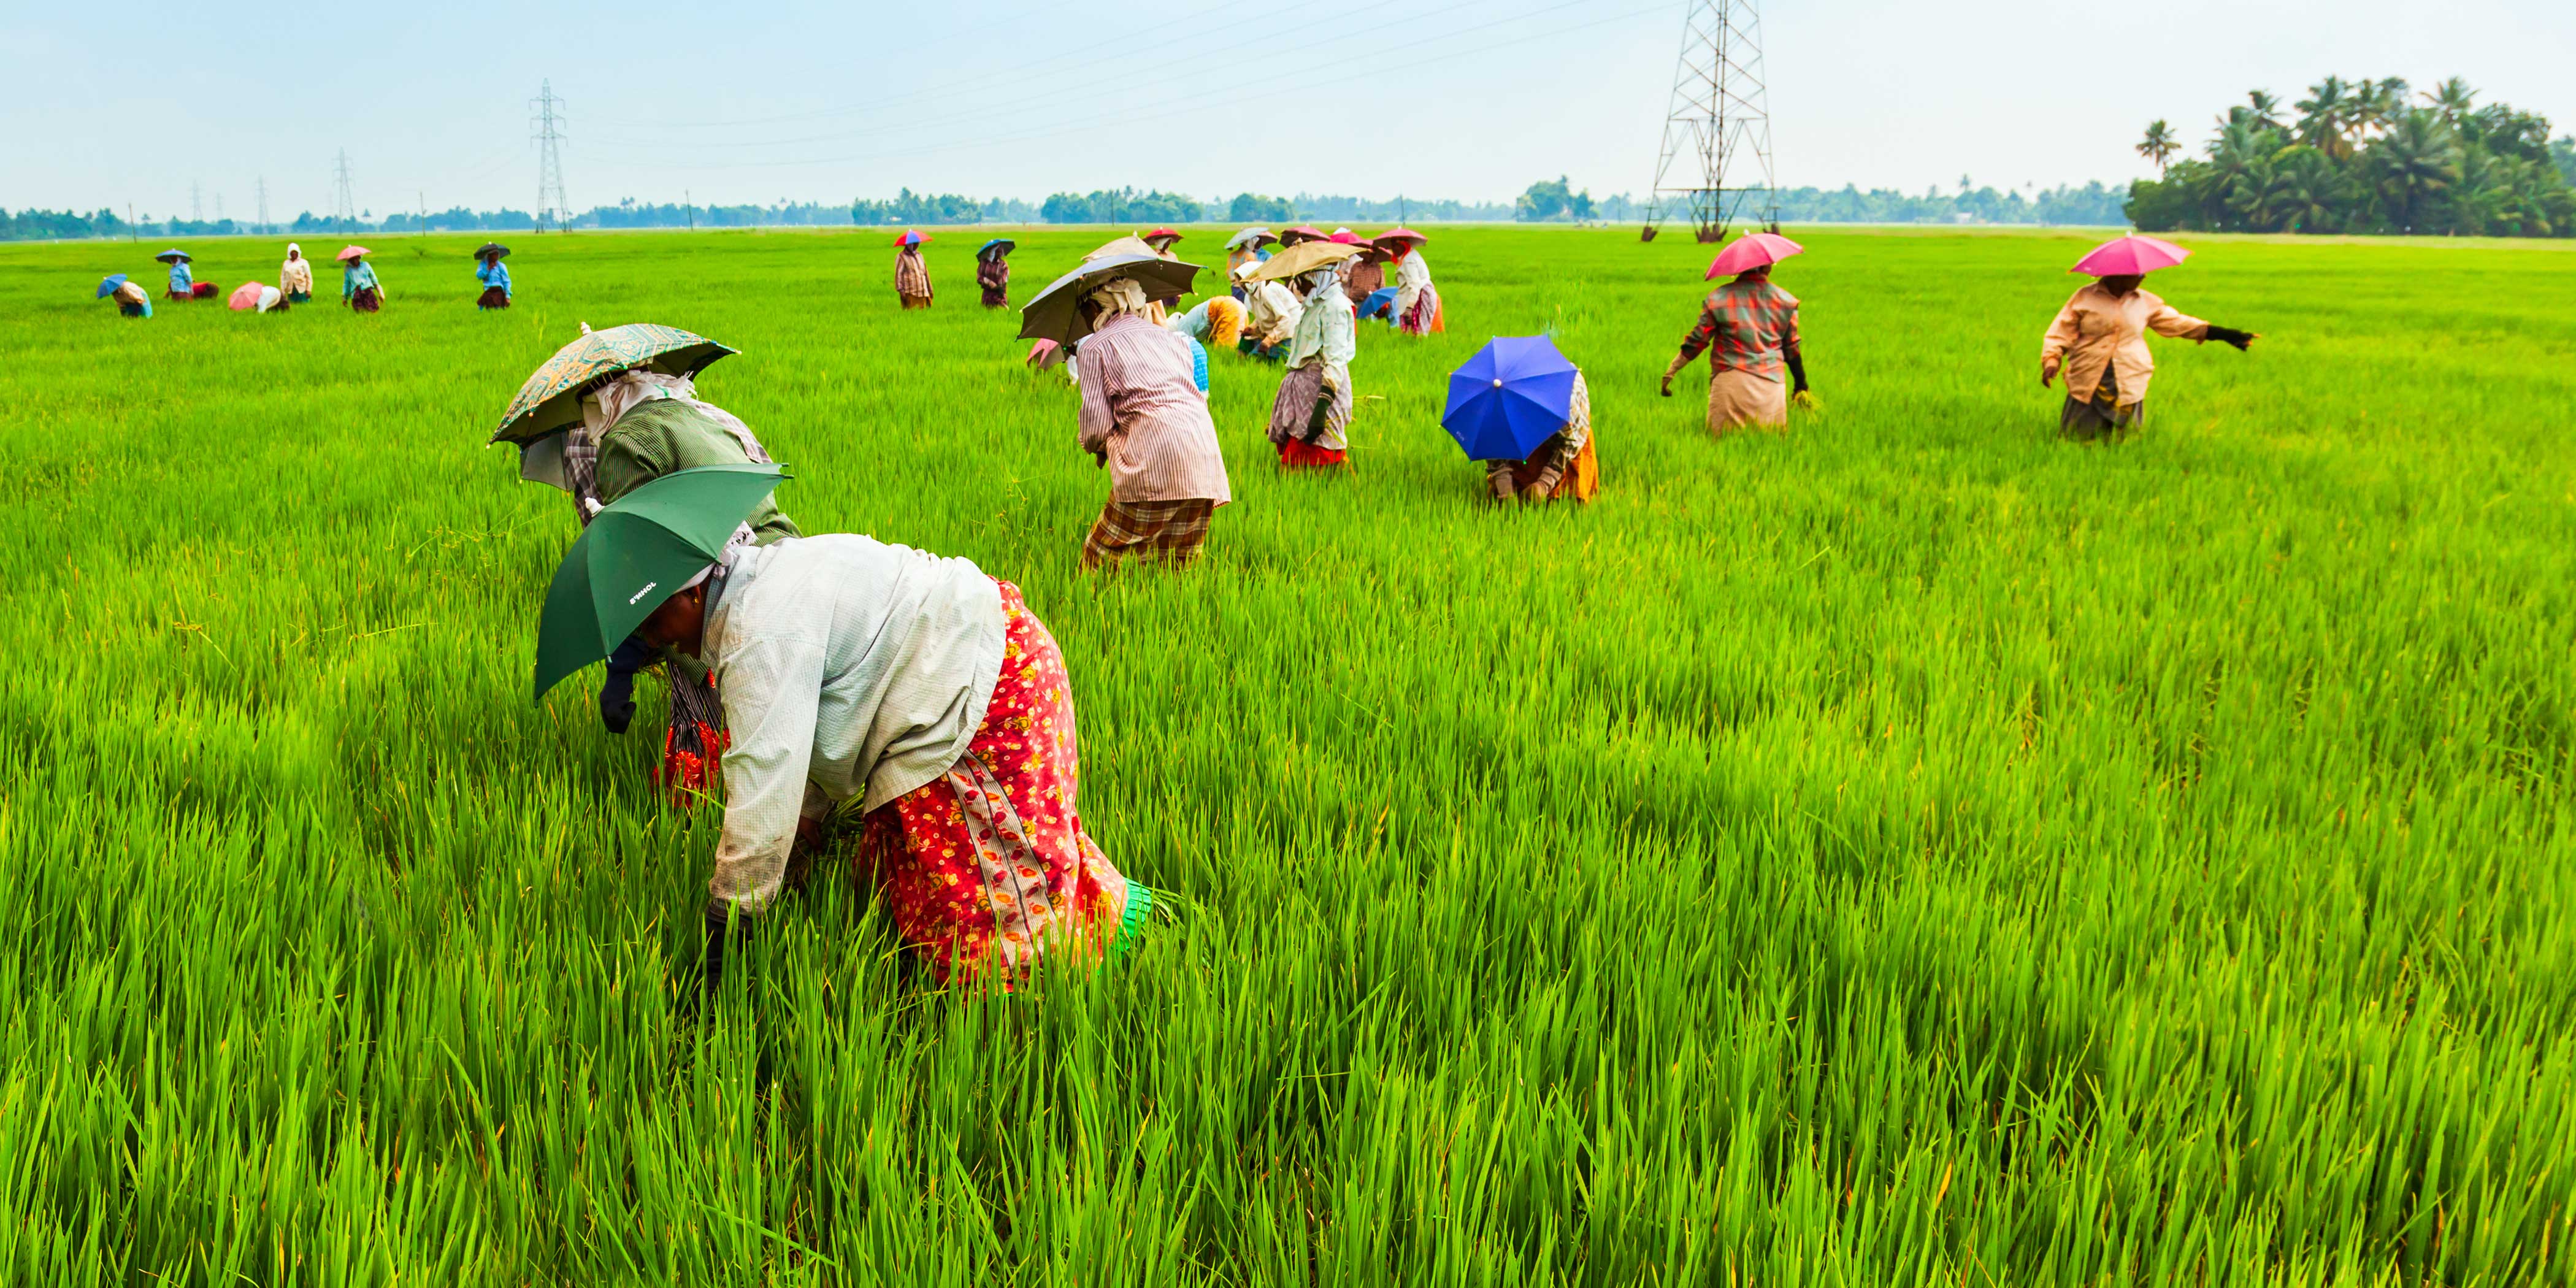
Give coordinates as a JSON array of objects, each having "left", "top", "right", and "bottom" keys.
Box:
[
  {"left": 894, "top": 248, "right": 930, "bottom": 297},
  {"left": 1076, "top": 313, "right": 1233, "bottom": 505},
  {"left": 1675, "top": 279, "right": 1801, "bottom": 381}
]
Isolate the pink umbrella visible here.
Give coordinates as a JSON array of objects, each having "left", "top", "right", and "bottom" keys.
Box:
[
  {"left": 1327, "top": 229, "right": 1362, "bottom": 245},
  {"left": 1704, "top": 231, "right": 1804, "bottom": 280},
  {"left": 226, "top": 281, "right": 265, "bottom": 311},
  {"left": 335, "top": 245, "right": 371, "bottom": 263},
  {"left": 2071, "top": 234, "right": 2188, "bottom": 276}
]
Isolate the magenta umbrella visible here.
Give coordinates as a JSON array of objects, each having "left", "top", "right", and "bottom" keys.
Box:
[
  {"left": 2071, "top": 234, "right": 2188, "bottom": 276},
  {"left": 1704, "top": 231, "right": 1804, "bottom": 280}
]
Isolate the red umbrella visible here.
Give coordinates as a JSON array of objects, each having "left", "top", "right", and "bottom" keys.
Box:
[
  {"left": 1278, "top": 224, "right": 1328, "bottom": 247},
  {"left": 2071, "top": 234, "right": 2188, "bottom": 276},
  {"left": 895, "top": 229, "right": 929, "bottom": 247},
  {"left": 1141, "top": 226, "right": 1183, "bottom": 248},
  {"left": 1704, "top": 231, "right": 1804, "bottom": 279},
  {"left": 226, "top": 281, "right": 265, "bottom": 311},
  {"left": 335, "top": 245, "right": 372, "bottom": 263},
  {"left": 1373, "top": 227, "right": 1427, "bottom": 250}
]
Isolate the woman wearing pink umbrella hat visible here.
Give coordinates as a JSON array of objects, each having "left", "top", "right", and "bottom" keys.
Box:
[
  {"left": 2042, "top": 234, "right": 2259, "bottom": 440},
  {"left": 894, "top": 229, "right": 933, "bottom": 309},
  {"left": 1661, "top": 231, "right": 1812, "bottom": 434}
]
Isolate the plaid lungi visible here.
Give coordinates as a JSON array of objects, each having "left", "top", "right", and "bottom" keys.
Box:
[{"left": 1081, "top": 498, "right": 1214, "bottom": 569}]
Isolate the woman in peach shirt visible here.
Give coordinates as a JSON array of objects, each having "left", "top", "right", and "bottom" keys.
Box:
[{"left": 2042, "top": 272, "right": 2258, "bottom": 440}]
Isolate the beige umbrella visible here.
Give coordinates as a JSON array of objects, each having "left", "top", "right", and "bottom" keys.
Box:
[{"left": 1249, "top": 240, "right": 1364, "bottom": 283}]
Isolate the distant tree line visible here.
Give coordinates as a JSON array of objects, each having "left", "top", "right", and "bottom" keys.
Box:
[
  {"left": 2126, "top": 76, "right": 2576, "bottom": 236},
  {"left": 1515, "top": 178, "right": 2132, "bottom": 226}
]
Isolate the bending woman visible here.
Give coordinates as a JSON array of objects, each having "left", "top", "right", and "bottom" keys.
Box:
[
  {"left": 1265, "top": 261, "right": 1356, "bottom": 468},
  {"left": 1077, "top": 277, "right": 1232, "bottom": 567},
  {"left": 630, "top": 532, "right": 1148, "bottom": 985}
]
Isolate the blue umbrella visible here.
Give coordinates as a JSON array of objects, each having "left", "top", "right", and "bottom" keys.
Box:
[
  {"left": 96, "top": 274, "right": 129, "bottom": 299},
  {"left": 978, "top": 237, "right": 1016, "bottom": 259},
  {"left": 154, "top": 248, "right": 191, "bottom": 263},
  {"left": 1441, "top": 335, "right": 1580, "bottom": 462}
]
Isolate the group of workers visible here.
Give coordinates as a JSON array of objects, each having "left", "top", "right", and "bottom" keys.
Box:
[
  {"left": 94, "top": 221, "right": 2253, "bottom": 994},
  {"left": 96, "top": 240, "right": 520, "bottom": 318}
]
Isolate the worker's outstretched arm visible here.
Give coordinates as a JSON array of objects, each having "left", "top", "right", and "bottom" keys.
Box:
[{"left": 1662, "top": 303, "right": 1722, "bottom": 393}]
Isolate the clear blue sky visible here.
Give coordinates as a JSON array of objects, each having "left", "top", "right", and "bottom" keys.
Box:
[{"left": 6, "top": 0, "right": 2570, "bottom": 220}]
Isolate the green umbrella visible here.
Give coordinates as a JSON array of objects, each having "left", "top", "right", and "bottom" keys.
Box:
[
  {"left": 532, "top": 463, "right": 788, "bottom": 703},
  {"left": 491, "top": 323, "right": 737, "bottom": 447}
]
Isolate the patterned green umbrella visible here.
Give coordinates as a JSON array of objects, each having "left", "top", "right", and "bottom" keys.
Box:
[{"left": 489, "top": 323, "right": 738, "bottom": 445}]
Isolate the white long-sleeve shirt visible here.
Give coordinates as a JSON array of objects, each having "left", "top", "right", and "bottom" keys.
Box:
[
  {"left": 1393, "top": 251, "right": 1433, "bottom": 318},
  {"left": 700, "top": 535, "right": 1006, "bottom": 911},
  {"left": 1243, "top": 279, "right": 1303, "bottom": 348}
]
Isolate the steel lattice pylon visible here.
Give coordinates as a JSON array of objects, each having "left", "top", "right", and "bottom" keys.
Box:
[
  {"left": 1643, "top": 0, "right": 1777, "bottom": 244},
  {"left": 532, "top": 80, "right": 572, "bottom": 233}
]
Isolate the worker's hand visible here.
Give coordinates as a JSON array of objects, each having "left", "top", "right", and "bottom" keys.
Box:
[
  {"left": 1791, "top": 389, "right": 1820, "bottom": 413},
  {"left": 1658, "top": 375, "right": 1674, "bottom": 398},
  {"left": 1091, "top": 447, "right": 1108, "bottom": 468},
  {"left": 2040, "top": 357, "right": 2060, "bottom": 388}
]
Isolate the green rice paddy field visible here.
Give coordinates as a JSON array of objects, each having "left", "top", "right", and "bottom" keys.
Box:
[{"left": 1, "top": 224, "right": 2572, "bottom": 1284}]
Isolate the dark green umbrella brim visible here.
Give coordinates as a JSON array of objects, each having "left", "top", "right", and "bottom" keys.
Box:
[
  {"left": 532, "top": 463, "right": 788, "bottom": 703},
  {"left": 475, "top": 243, "right": 512, "bottom": 259},
  {"left": 1017, "top": 254, "right": 1203, "bottom": 347},
  {"left": 490, "top": 324, "right": 737, "bottom": 447}
]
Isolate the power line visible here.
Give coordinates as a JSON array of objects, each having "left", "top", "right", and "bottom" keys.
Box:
[{"left": 532, "top": 80, "right": 571, "bottom": 232}]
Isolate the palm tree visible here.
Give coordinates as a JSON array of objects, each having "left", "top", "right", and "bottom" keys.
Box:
[
  {"left": 2369, "top": 108, "right": 2461, "bottom": 232},
  {"left": 2246, "top": 90, "right": 2285, "bottom": 132},
  {"left": 2138, "top": 120, "right": 2179, "bottom": 172},
  {"left": 2294, "top": 76, "right": 2353, "bottom": 159},
  {"left": 2357, "top": 77, "right": 2412, "bottom": 136},
  {"left": 2422, "top": 77, "right": 2477, "bottom": 126},
  {"left": 2262, "top": 147, "right": 2345, "bottom": 232}
]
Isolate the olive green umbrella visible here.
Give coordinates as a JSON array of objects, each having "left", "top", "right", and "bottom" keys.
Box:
[
  {"left": 532, "top": 463, "right": 788, "bottom": 703},
  {"left": 491, "top": 323, "right": 737, "bottom": 447}
]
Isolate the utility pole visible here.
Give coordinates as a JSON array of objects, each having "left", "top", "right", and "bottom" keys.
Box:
[
  {"left": 333, "top": 150, "right": 358, "bottom": 233},
  {"left": 686, "top": 188, "right": 694, "bottom": 232},
  {"left": 419, "top": 191, "right": 428, "bottom": 236},
  {"left": 1642, "top": 0, "right": 1779, "bottom": 243},
  {"left": 191, "top": 180, "right": 203, "bottom": 223},
  {"left": 257, "top": 177, "right": 270, "bottom": 234},
  {"left": 128, "top": 203, "right": 139, "bottom": 241},
  {"left": 531, "top": 80, "right": 571, "bottom": 233}
]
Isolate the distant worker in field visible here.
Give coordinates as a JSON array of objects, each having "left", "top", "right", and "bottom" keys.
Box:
[
  {"left": 1443, "top": 337, "right": 1598, "bottom": 504},
  {"left": 975, "top": 238, "right": 1014, "bottom": 308},
  {"left": 97, "top": 274, "right": 151, "bottom": 318},
  {"left": 490, "top": 323, "right": 800, "bottom": 790},
  {"left": 1660, "top": 232, "right": 1812, "bottom": 433},
  {"left": 1165, "top": 295, "right": 1244, "bottom": 356},
  {"left": 1075, "top": 273, "right": 1232, "bottom": 567},
  {"left": 1224, "top": 228, "right": 1275, "bottom": 299},
  {"left": 158, "top": 249, "right": 193, "bottom": 301},
  {"left": 2041, "top": 234, "right": 2259, "bottom": 440},
  {"left": 1383, "top": 229, "right": 1442, "bottom": 334},
  {"left": 1341, "top": 243, "right": 1389, "bottom": 321},
  {"left": 338, "top": 246, "right": 385, "bottom": 313},
  {"left": 1141, "top": 227, "right": 1184, "bottom": 258},
  {"left": 1236, "top": 261, "right": 1301, "bottom": 360},
  {"left": 1259, "top": 241, "right": 1363, "bottom": 469},
  {"left": 474, "top": 242, "right": 513, "bottom": 310},
  {"left": 536, "top": 471, "right": 1153, "bottom": 987},
  {"left": 894, "top": 229, "right": 932, "bottom": 309},
  {"left": 280, "top": 243, "right": 315, "bottom": 304}
]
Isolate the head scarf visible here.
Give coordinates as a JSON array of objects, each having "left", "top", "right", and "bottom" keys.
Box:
[
  {"left": 286, "top": 243, "right": 301, "bottom": 260},
  {"left": 1230, "top": 260, "right": 1262, "bottom": 284},
  {"left": 1086, "top": 277, "right": 1152, "bottom": 321}
]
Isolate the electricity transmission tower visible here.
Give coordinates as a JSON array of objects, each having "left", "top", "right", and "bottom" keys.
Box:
[
  {"left": 191, "top": 181, "right": 203, "bottom": 223},
  {"left": 1642, "top": 0, "right": 1778, "bottom": 244},
  {"left": 257, "top": 178, "right": 270, "bottom": 233},
  {"left": 333, "top": 151, "right": 358, "bottom": 232},
  {"left": 532, "top": 80, "right": 572, "bottom": 232}
]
